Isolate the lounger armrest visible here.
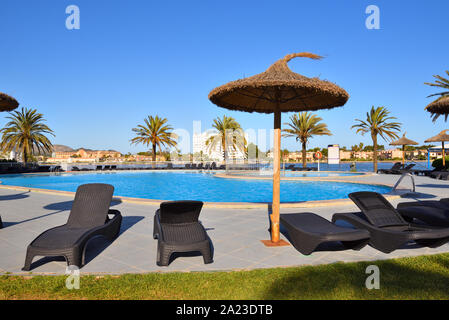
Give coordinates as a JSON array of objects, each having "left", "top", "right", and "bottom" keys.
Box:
[
  {"left": 70, "top": 212, "right": 122, "bottom": 249},
  {"left": 154, "top": 209, "right": 163, "bottom": 240},
  {"left": 106, "top": 209, "right": 121, "bottom": 222}
]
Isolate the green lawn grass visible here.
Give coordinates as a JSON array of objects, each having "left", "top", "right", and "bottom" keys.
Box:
[{"left": 1, "top": 253, "right": 449, "bottom": 300}]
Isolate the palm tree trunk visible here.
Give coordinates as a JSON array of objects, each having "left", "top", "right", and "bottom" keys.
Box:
[
  {"left": 152, "top": 143, "right": 157, "bottom": 162},
  {"left": 372, "top": 134, "right": 378, "bottom": 173},
  {"left": 23, "top": 144, "right": 29, "bottom": 164},
  {"left": 222, "top": 137, "right": 226, "bottom": 164},
  {"left": 302, "top": 142, "right": 307, "bottom": 168}
]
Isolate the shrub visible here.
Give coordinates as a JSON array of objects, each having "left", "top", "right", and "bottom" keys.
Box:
[{"left": 431, "top": 157, "right": 449, "bottom": 169}]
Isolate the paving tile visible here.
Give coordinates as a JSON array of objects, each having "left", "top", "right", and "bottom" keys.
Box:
[{"left": 1, "top": 177, "right": 449, "bottom": 275}]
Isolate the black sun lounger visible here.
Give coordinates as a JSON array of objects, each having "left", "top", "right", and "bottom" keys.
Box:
[
  {"left": 396, "top": 163, "right": 416, "bottom": 174},
  {"left": 332, "top": 192, "right": 449, "bottom": 253},
  {"left": 397, "top": 200, "right": 449, "bottom": 227},
  {"left": 280, "top": 213, "right": 370, "bottom": 255},
  {"left": 430, "top": 171, "right": 449, "bottom": 180},
  {"left": 377, "top": 162, "right": 402, "bottom": 174},
  {"left": 22, "top": 183, "right": 122, "bottom": 271},
  {"left": 153, "top": 200, "right": 213, "bottom": 266}
]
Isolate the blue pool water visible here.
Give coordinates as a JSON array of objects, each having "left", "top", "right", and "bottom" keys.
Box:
[
  {"left": 234, "top": 171, "right": 365, "bottom": 178},
  {"left": 0, "top": 171, "right": 391, "bottom": 203}
]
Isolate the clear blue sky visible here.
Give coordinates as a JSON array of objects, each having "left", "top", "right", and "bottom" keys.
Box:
[{"left": 1, "top": 0, "right": 448, "bottom": 153}]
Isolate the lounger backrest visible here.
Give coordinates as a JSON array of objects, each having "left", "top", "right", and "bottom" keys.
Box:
[
  {"left": 391, "top": 162, "right": 402, "bottom": 170},
  {"left": 403, "top": 163, "right": 415, "bottom": 170},
  {"left": 348, "top": 192, "right": 408, "bottom": 227},
  {"left": 67, "top": 183, "right": 114, "bottom": 228},
  {"left": 159, "top": 200, "right": 203, "bottom": 224}
]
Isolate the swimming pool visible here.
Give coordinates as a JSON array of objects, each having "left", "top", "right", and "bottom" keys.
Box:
[
  {"left": 0, "top": 171, "right": 391, "bottom": 203},
  {"left": 230, "top": 171, "right": 365, "bottom": 178}
]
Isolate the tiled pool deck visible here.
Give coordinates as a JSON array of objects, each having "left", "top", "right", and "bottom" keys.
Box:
[{"left": 0, "top": 172, "right": 448, "bottom": 275}]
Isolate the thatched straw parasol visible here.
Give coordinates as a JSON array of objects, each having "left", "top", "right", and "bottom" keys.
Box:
[
  {"left": 425, "top": 129, "right": 449, "bottom": 166},
  {"left": 425, "top": 96, "right": 449, "bottom": 121},
  {"left": 208, "top": 53, "right": 349, "bottom": 246},
  {"left": 0, "top": 92, "right": 19, "bottom": 112},
  {"left": 390, "top": 133, "right": 418, "bottom": 165}
]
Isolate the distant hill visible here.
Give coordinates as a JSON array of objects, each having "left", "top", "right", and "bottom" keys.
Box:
[
  {"left": 52, "top": 145, "right": 75, "bottom": 153},
  {"left": 52, "top": 145, "right": 121, "bottom": 154},
  {"left": 27, "top": 145, "right": 121, "bottom": 157}
]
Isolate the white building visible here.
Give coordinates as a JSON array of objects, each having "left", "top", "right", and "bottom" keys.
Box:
[{"left": 193, "top": 130, "right": 247, "bottom": 161}]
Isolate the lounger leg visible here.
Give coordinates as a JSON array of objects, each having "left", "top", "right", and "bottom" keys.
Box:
[
  {"left": 22, "top": 250, "right": 35, "bottom": 271},
  {"left": 200, "top": 246, "right": 213, "bottom": 264},
  {"left": 153, "top": 218, "right": 159, "bottom": 239},
  {"left": 0, "top": 215, "right": 3, "bottom": 229},
  {"left": 341, "top": 239, "right": 370, "bottom": 251},
  {"left": 66, "top": 252, "right": 82, "bottom": 268},
  {"left": 157, "top": 249, "right": 172, "bottom": 267},
  {"left": 416, "top": 237, "right": 449, "bottom": 248},
  {"left": 156, "top": 242, "right": 172, "bottom": 266}
]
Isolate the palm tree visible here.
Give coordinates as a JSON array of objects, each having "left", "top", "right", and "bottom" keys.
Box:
[
  {"left": 351, "top": 142, "right": 364, "bottom": 160},
  {"left": 282, "top": 112, "right": 332, "bottom": 168},
  {"left": 205, "top": 116, "right": 246, "bottom": 162},
  {"left": 425, "top": 70, "right": 449, "bottom": 121},
  {"left": 0, "top": 107, "right": 54, "bottom": 163},
  {"left": 131, "top": 115, "right": 177, "bottom": 162},
  {"left": 351, "top": 106, "right": 401, "bottom": 172}
]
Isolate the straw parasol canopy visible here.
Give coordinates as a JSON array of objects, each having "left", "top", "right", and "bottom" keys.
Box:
[
  {"left": 208, "top": 53, "right": 349, "bottom": 245},
  {"left": 209, "top": 53, "right": 349, "bottom": 113},
  {"left": 0, "top": 92, "right": 19, "bottom": 112},
  {"left": 425, "top": 96, "right": 449, "bottom": 121},
  {"left": 390, "top": 133, "right": 418, "bottom": 164},
  {"left": 425, "top": 129, "right": 449, "bottom": 166}
]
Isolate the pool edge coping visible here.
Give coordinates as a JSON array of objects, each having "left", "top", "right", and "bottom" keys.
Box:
[{"left": 0, "top": 178, "right": 404, "bottom": 209}]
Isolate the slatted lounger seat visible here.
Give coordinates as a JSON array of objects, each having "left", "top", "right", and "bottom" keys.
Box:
[{"left": 280, "top": 213, "right": 370, "bottom": 255}]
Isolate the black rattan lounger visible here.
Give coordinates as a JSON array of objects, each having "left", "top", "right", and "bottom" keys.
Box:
[
  {"left": 332, "top": 192, "right": 449, "bottom": 253},
  {"left": 153, "top": 200, "right": 213, "bottom": 266},
  {"left": 394, "top": 163, "right": 415, "bottom": 174},
  {"left": 397, "top": 200, "right": 449, "bottom": 227},
  {"left": 280, "top": 213, "right": 370, "bottom": 255},
  {"left": 377, "top": 162, "right": 402, "bottom": 174},
  {"left": 430, "top": 170, "right": 449, "bottom": 180},
  {"left": 22, "top": 183, "right": 122, "bottom": 271}
]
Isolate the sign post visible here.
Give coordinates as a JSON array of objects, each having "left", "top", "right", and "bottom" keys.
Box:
[{"left": 315, "top": 151, "right": 323, "bottom": 171}]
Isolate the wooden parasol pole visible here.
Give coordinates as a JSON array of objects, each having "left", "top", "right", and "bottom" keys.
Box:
[
  {"left": 402, "top": 145, "right": 405, "bottom": 165},
  {"left": 271, "top": 104, "right": 281, "bottom": 243},
  {"left": 443, "top": 142, "right": 446, "bottom": 167}
]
